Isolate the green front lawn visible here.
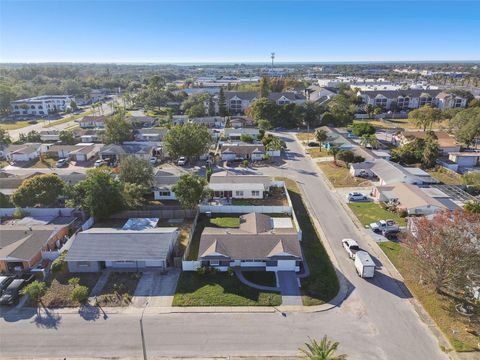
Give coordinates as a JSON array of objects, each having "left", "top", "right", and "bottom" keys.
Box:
[
  {"left": 318, "top": 162, "right": 371, "bottom": 187},
  {"left": 186, "top": 215, "right": 240, "bottom": 260},
  {"left": 95, "top": 272, "right": 141, "bottom": 307},
  {"left": 0, "top": 120, "right": 34, "bottom": 130},
  {"left": 348, "top": 202, "right": 407, "bottom": 227},
  {"left": 379, "top": 241, "right": 479, "bottom": 352},
  {"left": 173, "top": 271, "right": 281, "bottom": 306},
  {"left": 307, "top": 148, "right": 331, "bottom": 158},
  {"left": 427, "top": 167, "right": 463, "bottom": 185},
  {"left": 242, "top": 271, "right": 277, "bottom": 287},
  {"left": 281, "top": 178, "right": 339, "bottom": 306}
]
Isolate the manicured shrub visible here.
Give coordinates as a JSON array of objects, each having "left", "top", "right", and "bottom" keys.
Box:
[{"left": 71, "top": 285, "right": 89, "bottom": 303}]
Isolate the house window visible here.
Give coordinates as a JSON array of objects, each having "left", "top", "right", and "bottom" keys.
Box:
[
  {"left": 419, "top": 97, "right": 432, "bottom": 106},
  {"left": 210, "top": 260, "right": 220, "bottom": 266},
  {"left": 235, "top": 191, "right": 244, "bottom": 197},
  {"left": 158, "top": 191, "right": 171, "bottom": 197},
  {"left": 78, "top": 261, "right": 90, "bottom": 267},
  {"left": 266, "top": 261, "right": 277, "bottom": 267},
  {"left": 454, "top": 98, "right": 463, "bottom": 108},
  {"left": 252, "top": 190, "right": 260, "bottom": 196}
]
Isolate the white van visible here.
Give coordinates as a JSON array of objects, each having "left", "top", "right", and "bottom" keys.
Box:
[{"left": 354, "top": 251, "right": 375, "bottom": 278}]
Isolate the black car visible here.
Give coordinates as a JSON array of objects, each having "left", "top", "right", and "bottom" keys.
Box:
[
  {"left": 0, "top": 279, "right": 26, "bottom": 305},
  {"left": 0, "top": 276, "right": 14, "bottom": 294}
]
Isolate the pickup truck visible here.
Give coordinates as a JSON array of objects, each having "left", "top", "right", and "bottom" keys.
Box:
[
  {"left": 369, "top": 219, "right": 400, "bottom": 233},
  {"left": 342, "top": 238, "right": 361, "bottom": 259}
]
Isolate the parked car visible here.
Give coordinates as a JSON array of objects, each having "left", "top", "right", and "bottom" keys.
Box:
[
  {"left": 357, "top": 169, "right": 370, "bottom": 178},
  {"left": 0, "top": 279, "right": 27, "bottom": 305},
  {"left": 342, "top": 238, "right": 361, "bottom": 259},
  {"left": 177, "top": 156, "right": 187, "bottom": 166},
  {"left": 0, "top": 276, "right": 14, "bottom": 294},
  {"left": 346, "top": 192, "right": 368, "bottom": 202},
  {"left": 307, "top": 141, "right": 320, "bottom": 147},
  {"left": 355, "top": 251, "right": 375, "bottom": 278},
  {"left": 149, "top": 156, "right": 157, "bottom": 165},
  {"left": 94, "top": 159, "right": 106, "bottom": 167},
  {"left": 56, "top": 158, "right": 69, "bottom": 168},
  {"left": 370, "top": 219, "right": 400, "bottom": 233}
]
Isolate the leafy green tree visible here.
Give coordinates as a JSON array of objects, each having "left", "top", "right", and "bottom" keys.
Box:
[
  {"left": 260, "top": 77, "right": 270, "bottom": 98},
  {"left": 337, "top": 150, "right": 356, "bottom": 166},
  {"left": 276, "top": 103, "right": 301, "bottom": 128},
  {"left": 328, "top": 95, "right": 350, "bottom": 115},
  {"left": 463, "top": 171, "right": 480, "bottom": 194},
  {"left": 408, "top": 105, "right": 442, "bottom": 131},
  {"left": 299, "top": 336, "right": 347, "bottom": 360},
  {"left": 218, "top": 87, "right": 228, "bottom": 117},
  {"left": 302, "top": 102, "right": 322, "bottom": 130},
  {"left": 240, "top": 134, "right": 254, "bottom": 143},
  {"left": 122, "top": 182, "right": 146, "bottom": 209},
  {"left": 315, "top": 129, "right": 328, "bottom": 147},
  {"left": 70, "top": 100, "right": 78, "bottom": 111},
  {"left": 373, "top": 106, "right": 383, "bottom": 115},
  {"left": 208, "top": 96, "right": 216, "bottom": 116},
  {"left": 0, "top": 84, "right": 15, "bottom": 114},
  {"left": 23, "top": 130, "right": 41, "bottom": 143},
  {"left": 71, "top": 285, "right": 89, "bottom": 303},
  {"left": 59, "top": 130, "right": 76, "bottom": 145},
  {"left": 12, "top": 174, "right": 65, "bottom": 208},
  {"left": 70, "top": 167, "right": 124, "bottom": 220},
  {"left": 68, "top": 277, "right": 80, "bottom": 288},
  {"left": 171, "top": 174, "right": 209, "bottom": 209},
  {"left": 104, "top": 112, "right": 133, "bottom": 144},
  {"left": 21, "top": 281, "right": 47, "bottom": 304},
  {"left": 450, "top": 107, "right": 480, "bottom": 147},
  {"left": 0, "top": 128, "right": 12, "bottom": 145},
  {"left": 164, "top": 123, "right": 213, "bottom": 159},
  {"left": 351, "top": 122, "right": 375, "bottom": 137},
  {"left": 0, "top": 192, "right": 12, "bottom": 207},
  {"left": 464, "top": 200, "right": 480, "bottom": 213},
  {"left": 264, "top": 136, "right": 283, "bottom": 151},
  {"left": 246, "top": 98, "right": 277, "bottom": 123},
  {"left": 118, "top": 155, "right": 154, "bottom": 188},
  {"left": 364, "top": 104, "right": 375, "bottom": 118},
  {"left": 422, "top": 132, "right": 439, "bottom": 168},
  {"left": 257, "top": 119, "right": 272, "bottom": 131},
  {"left": 391, "top": 139, "right": 424, "bottom": 165},
  {"left": 186, "top": 103, "right": 206, "bottom": 118}
]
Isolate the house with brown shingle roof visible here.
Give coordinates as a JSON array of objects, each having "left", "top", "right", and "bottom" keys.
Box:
[
  {"left": 393, "top": 130, "right": 461, "bottom": 154},
  {"left": 220, "top": 143, "right": 265, "bottom": 161},
  {"left": 198, "top": 213, "right": 302, "bottom": 272}
]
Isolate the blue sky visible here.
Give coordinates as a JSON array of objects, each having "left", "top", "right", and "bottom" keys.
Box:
[{"left": 1, "top": 0, "right": 479, "bottom": 63}]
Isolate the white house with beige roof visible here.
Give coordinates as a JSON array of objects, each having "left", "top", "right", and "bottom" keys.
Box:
[{"left": 208, "top": 171, "right": 277, "bottom": 199}]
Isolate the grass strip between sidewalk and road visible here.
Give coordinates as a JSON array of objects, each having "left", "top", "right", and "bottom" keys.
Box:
[{"left": 280, "top": 178, "right": 339, "bottom": 306}]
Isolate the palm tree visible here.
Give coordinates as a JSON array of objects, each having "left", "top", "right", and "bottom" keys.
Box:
[
  {"left": 360, "top": 134, "right": 380, "bottom": 149},
  {"left": 299, "top": 336, "right": 347, "bottom": 360},
  {"left": 328, "top": 145, "right": 341, "bottom": 165},
  {"left": 364, "top": 104, "right": 374, "bottom": 119},
  {"left": 315, "top": 129, "right": 328, "bottom": 148}
]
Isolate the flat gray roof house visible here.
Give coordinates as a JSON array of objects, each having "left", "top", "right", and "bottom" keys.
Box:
[
  {"left": 66, "top": 218, "right": 179, "bottom": 272},
  {"left": 198, "top": 213, "right": 302, "bottom": 272},
  {"left": 209, "top": 171, "right": 274, "bottom": 199}
]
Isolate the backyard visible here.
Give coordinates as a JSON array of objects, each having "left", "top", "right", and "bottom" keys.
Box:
[
  {"left": 427, "top": 167, "right": 463, "bottom": 185},
  {"left": 379, "top": 241, "right": 479, "bottom": 352},
  {"left": 281, "top": 178, "right": 339, "bottom": 306},
  {"left": 95, "top": 272, "right": 141, "bottom": 307},
  {"left": 172, "top": 271, "right": 281, "bottom": 306},
  {"left": 348, "top": 202, "right": 407, "bottom": 227},
  {"left": 318, "top": 162, "right": 371, "bottom": 187}
]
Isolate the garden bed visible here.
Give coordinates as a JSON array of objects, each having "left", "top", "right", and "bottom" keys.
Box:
[{"left": 95, "top": 272, "right": 141, "bottom": 307}]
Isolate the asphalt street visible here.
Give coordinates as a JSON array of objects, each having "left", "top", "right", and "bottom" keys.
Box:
[{"left": 0, "top": 132, "right": 448, "bottom": 360}]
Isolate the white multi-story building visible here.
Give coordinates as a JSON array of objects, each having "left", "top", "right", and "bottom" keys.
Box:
[{"left": 11, "top": 95, "right": 75, "bottom": 115}]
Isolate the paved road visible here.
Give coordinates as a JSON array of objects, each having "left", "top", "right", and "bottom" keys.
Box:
[{"left": 0, "top": 132, "right": 448, "bottom": 359}]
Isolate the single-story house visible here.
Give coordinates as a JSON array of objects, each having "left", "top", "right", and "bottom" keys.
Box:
[
  {"left": 209, "top": 171, "right": 275, "bottom": 199},
  {"left": 393, "top": 131, "right": 461, "bottom": 154},
  {"left": 39, "top": 130, "right": 60, "bottom": 142},
  {"left": 448, "top": 152, "right": 480, "bottom": 168},
  {"left": 229, "top": 116, "right": 254, "bottom": 128},
  {"left": 128, "top": 116, "right": 156, "bottom": 128},
  {"left": 0, "top": 217, "right": 75, "bottom": 272},
  {"left": 220, "top": 143, "right": 265, "bottom": 161},
  {"left": 99, "top": 143, "right": 155, "bottom": 163},
  {"left": 316, "top": 126, "right": 355, "bottom": 150},
  {"left": 197, "top": 213, "right": 302, "bottom": 272},
  {"left": 152, "top": 167, "right": 188, "bottom": 200},
  {"left": 351, "top": 159, "right": 438, "bottom": 185},
  {"left": 222, "top": 127, "right": 260, "bottom": 140},
  {"left": 78, "top": 116, "right": 107, "bottom": 129},
  {"left": 66, "top": 218, "right": 179, "bottom": 272},
  {"left": 0, "top": 172, "right": 86, "bottom": 195},
  {"left": 372, "top": 182, "right": 450, "bottom": 215},
  {"left": 189, "top": 117, "right": 225, "bottom": 128},
  {"left": 5, "top": 143, "right": 44, "bottom": 162},
  {"left": 46, "top": 143, "right": 101, "bottom": 162},
  {"left": 135, "top": 128, "right": 168, "bottom": 142}
]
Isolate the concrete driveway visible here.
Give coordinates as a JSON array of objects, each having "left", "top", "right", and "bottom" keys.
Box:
[
  {"left": 277, "top": 271, "right": 302, "bottom": 306},
  {"left": 131, "top": 268, "right": 180, "bottom": 308}
]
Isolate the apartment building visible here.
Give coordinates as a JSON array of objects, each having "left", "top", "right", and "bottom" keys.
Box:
[{"left": 10, "top": 95, "right": 76, "bottom": 115}]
